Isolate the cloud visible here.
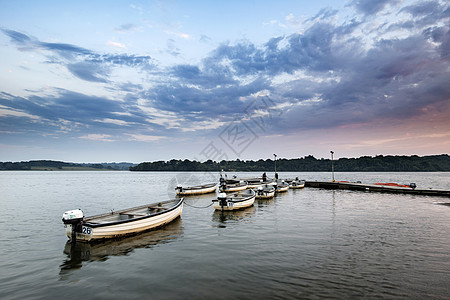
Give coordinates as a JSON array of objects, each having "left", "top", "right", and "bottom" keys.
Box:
[
  {"left": 166, "top": 39, "right": 181, "bottom": 56},
  {"left": 349, "top": 0, "right": 401, "bottom": 16},
  {"left": 107, "top": 41, "right": 127, "bottom": 49},
  {"left": 1, "top": 0, "right": 449, "bottom": 149},
  {"left": 67, "top": 62, "right": 110, "bottom": 83},
  {"left": 114, "top": 23, "right": 140, "bottom": 33},
  {"left": 1, "top": 29, "right": 154, "bottom": 82},
  {"left": 79, "top": 134, "right": 115, "bottom": 142},
  {"left": 126, "top": 134, "right": 165, "bottom": 142}
]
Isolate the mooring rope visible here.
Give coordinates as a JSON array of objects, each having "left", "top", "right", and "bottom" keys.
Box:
[{"left": 183, "top": 201, "right": 214, "bottom": 209}]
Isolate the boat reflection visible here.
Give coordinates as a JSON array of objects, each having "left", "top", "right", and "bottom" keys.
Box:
[
  {"left": 212, "top": 205, "right": 256, "bottom": 227},
  {"left": 60, "top": 217, "right": 183, "bottom": 274},
  {"left": 255, "top": 196, "right": 275, "bottom": 208}
]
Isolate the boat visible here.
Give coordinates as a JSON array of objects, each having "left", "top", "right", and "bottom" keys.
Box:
[
  {"left": 212, "top": 189, "right": 256, "bottom": 211},
  {"left": 273, "top": 180, "right": 289, "bottom": 193},
  {"left": 175, "top": 183, "right": 217, "bottom": 195},
  {"left": 219, "top": 177, "right": 248, "bottom": 192},
  {"left": 62, "top": 198, "right": 184, "bottom": 242},
  {"left": 245, "top": 177, "right": 274, "bottom": 188},
  {"left": 289, "top": 179, "right": 305, "bottom": 189},
  {"left": 255, "top": 184, "right": 275, "bottom": 199},
  {"left": 61, "top": 218, "right": 183, "bottom": 271}
]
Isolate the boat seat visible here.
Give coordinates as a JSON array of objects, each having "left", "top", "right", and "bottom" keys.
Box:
[{"left": 119, "top": 213, "right": 147, "bottom": 217}]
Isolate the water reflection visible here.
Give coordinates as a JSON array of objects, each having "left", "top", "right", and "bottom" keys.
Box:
[
  {"left": 212, "top": 206, "right": 256, "bottom": 227},
  {"left": 255, "top": 197, "right": 275, "bottom": 208},
  {"left": 60, "top": 217, "right": 183, "bottom": 274}
]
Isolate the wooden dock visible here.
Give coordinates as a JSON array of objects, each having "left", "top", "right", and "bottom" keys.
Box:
[{"left": 305, "top": 181, "right": 450, "bottom": 197}]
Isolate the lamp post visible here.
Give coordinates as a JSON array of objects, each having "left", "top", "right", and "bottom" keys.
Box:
[
  {"left": 330, "top": 151, "right": 335, "bottom": 182},
  {"left": 273, "top": 154, "right": 278, "bottom": 179}
]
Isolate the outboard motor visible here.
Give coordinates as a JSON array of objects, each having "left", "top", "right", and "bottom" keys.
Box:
[
  {"left": 219, "top": 176, "right": 227, "bottom": 191},
  {"left": 175, "top": 184, "right": 183, "bottom": 193},
  {"left": 218, "top": 193, "right": 227, "bottom": 210},
  {"left": 410, "top": 183, "right": 417, "bottom": 189},
  {"left": 257, "top": 186, "right": 263, "bottom": 196},
  {"left": 62, "top": 209, "right": 84, "bottom": 243}
]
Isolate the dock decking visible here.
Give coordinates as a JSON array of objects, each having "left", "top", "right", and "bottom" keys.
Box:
[{"left": 305, "top": 181, "right": 450, "bottom": 197}]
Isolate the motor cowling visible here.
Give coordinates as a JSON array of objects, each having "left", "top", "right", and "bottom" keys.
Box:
[
  {"left": 257, "top": 186, "right": 263, "bottom": 195},
  {"left": 62, "top": 209, "right": 84, "bottom": 225},
  {"left": 218, "top": 192, "right": 228, "bottom": 207},
  {"left": 175, "top": 184, "right": 183, "bottom": 192}
]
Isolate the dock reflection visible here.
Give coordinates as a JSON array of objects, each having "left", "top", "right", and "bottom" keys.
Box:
[{"left": 60, "top": 217, "right": 183, "bottom": 274}]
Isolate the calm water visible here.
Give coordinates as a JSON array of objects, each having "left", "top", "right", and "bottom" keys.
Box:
[{"left": 0, "top": 171, "right": 449, "bottom": 299}]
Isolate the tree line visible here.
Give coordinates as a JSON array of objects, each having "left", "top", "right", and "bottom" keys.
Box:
[
  {"left": 129, "top": 154, "right": 450, "bottom": 172},
  {"left": 2, "top": 155, "right": 448, "bottom": 172},
  {"left": 0, "top": 160, "right": 133, "bottom": 170}
]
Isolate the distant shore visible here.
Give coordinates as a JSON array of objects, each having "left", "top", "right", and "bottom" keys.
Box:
[
  {"left": 0, "top": 161, "right": 135, "bottom": 171},
  {"left": 2, "top": 155, "right": 448, "bottom": 172}
]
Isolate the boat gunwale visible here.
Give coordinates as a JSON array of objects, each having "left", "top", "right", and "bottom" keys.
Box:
[
  {"left": 212, "top": 190, "right": 256, "bottom": 204},
  {"left": 83, "top": 198, "right": 184, "bottom": 228},
  {"left": 178, "top": 183, "right": 217, "bottom": 191}
]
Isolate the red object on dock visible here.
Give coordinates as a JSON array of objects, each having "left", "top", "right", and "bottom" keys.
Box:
[{"left": 374, "top": 183, "right": 411, "bottom": 188}]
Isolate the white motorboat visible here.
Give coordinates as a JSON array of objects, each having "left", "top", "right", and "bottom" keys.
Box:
[
  {"left": 62, "top": 198, "right": 184, "bottom": 242},
  {"left": 175, "top": 183, "right": 217, "bottom": 195},
  {"left": 273, "top": 180, "right": 289, "bottom": 193},
  {"left": 289, "top": 179, "right": 305, "bottom": 189},
  {"left": 255, "top": 184, "right": 275, "bottom": 199},
  {"left": 212, "top": 189, "right": 256, "bottom": 211}
]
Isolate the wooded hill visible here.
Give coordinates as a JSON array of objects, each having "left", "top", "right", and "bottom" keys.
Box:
[
  {"left": 130, "top": 154, "right": 450, "bottom": 172},
  {"left": 0, "top": 160, "right": 135, "bottom": 171},
  {"left": 2, "top": 155, "right": 448, "bottom": 172}
]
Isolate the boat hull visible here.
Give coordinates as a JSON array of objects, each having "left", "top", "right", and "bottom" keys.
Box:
[
  {"left": 212, "top": 197, "right": 255, "bottom": 211},
  {"left": 289, "top": 182, "right": 305, "bottom": 189},
  {"left": 255, "top": 190, "right": 275, "bottom": 199},
  {"left": 223, "top": 184, "right": 248, "bottom": 192},
  {"left": 176, "top": 183, "right": 217, "bottom": 195},
  {"left": 277, "top": 187, "right": 289, "bottom": 192},
  {"left": 65, "top": 199, "right": 183, "bottom": 242}
]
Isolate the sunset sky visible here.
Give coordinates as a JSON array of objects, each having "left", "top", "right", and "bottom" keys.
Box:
[{"left": 1, "top": 0, "right": 449, "bottom": 163}]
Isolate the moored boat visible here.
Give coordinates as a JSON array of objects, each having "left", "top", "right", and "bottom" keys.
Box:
[
  {"left": 273, "top": 180, "right": 289, "bottom": 193},
  {"left": 175, "top": 183, "right": 217, "bottom": 195},
  {"left": 62, "top": 198, "right": 184, "bottom": 242},
  {"left": 255, "top": 184, "right": 275, "bottom": 199},
  {"left": 289, "top": 179, "right": 305, "bottom": 189},
  {"left": 212, "top": 189, "right": 256, "bottom": 211},
  {"left": 245, "top": 177, "right": 274, "bottom": 188},
  {"left": 219, "top": 177, "right": 248, "bottom": 192}
]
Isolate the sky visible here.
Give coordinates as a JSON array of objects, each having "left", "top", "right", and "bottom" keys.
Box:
[{"left": 0, "top": 0, "right": 449, "bottom": 163}]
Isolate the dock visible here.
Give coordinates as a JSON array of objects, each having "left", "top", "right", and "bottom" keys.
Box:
[{"left": 305, "top": 181, "right": 450, "bottom": 197}]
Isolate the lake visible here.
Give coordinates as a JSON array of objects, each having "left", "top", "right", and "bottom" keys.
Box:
[{"left": 0, "top": 171, "right": 449, "bottom": 299}]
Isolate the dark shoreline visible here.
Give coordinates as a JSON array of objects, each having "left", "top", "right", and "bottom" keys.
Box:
[{"left": 1, "top": 154, "right": 449, "bottom": 172}]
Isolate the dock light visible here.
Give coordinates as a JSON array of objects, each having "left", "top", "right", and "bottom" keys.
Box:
[
  {"left": 330, "top": 151, "right": 335, "bottom": 182},
  {"left": 273, "top": 154, "right": 278, "bottom": 177}
]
